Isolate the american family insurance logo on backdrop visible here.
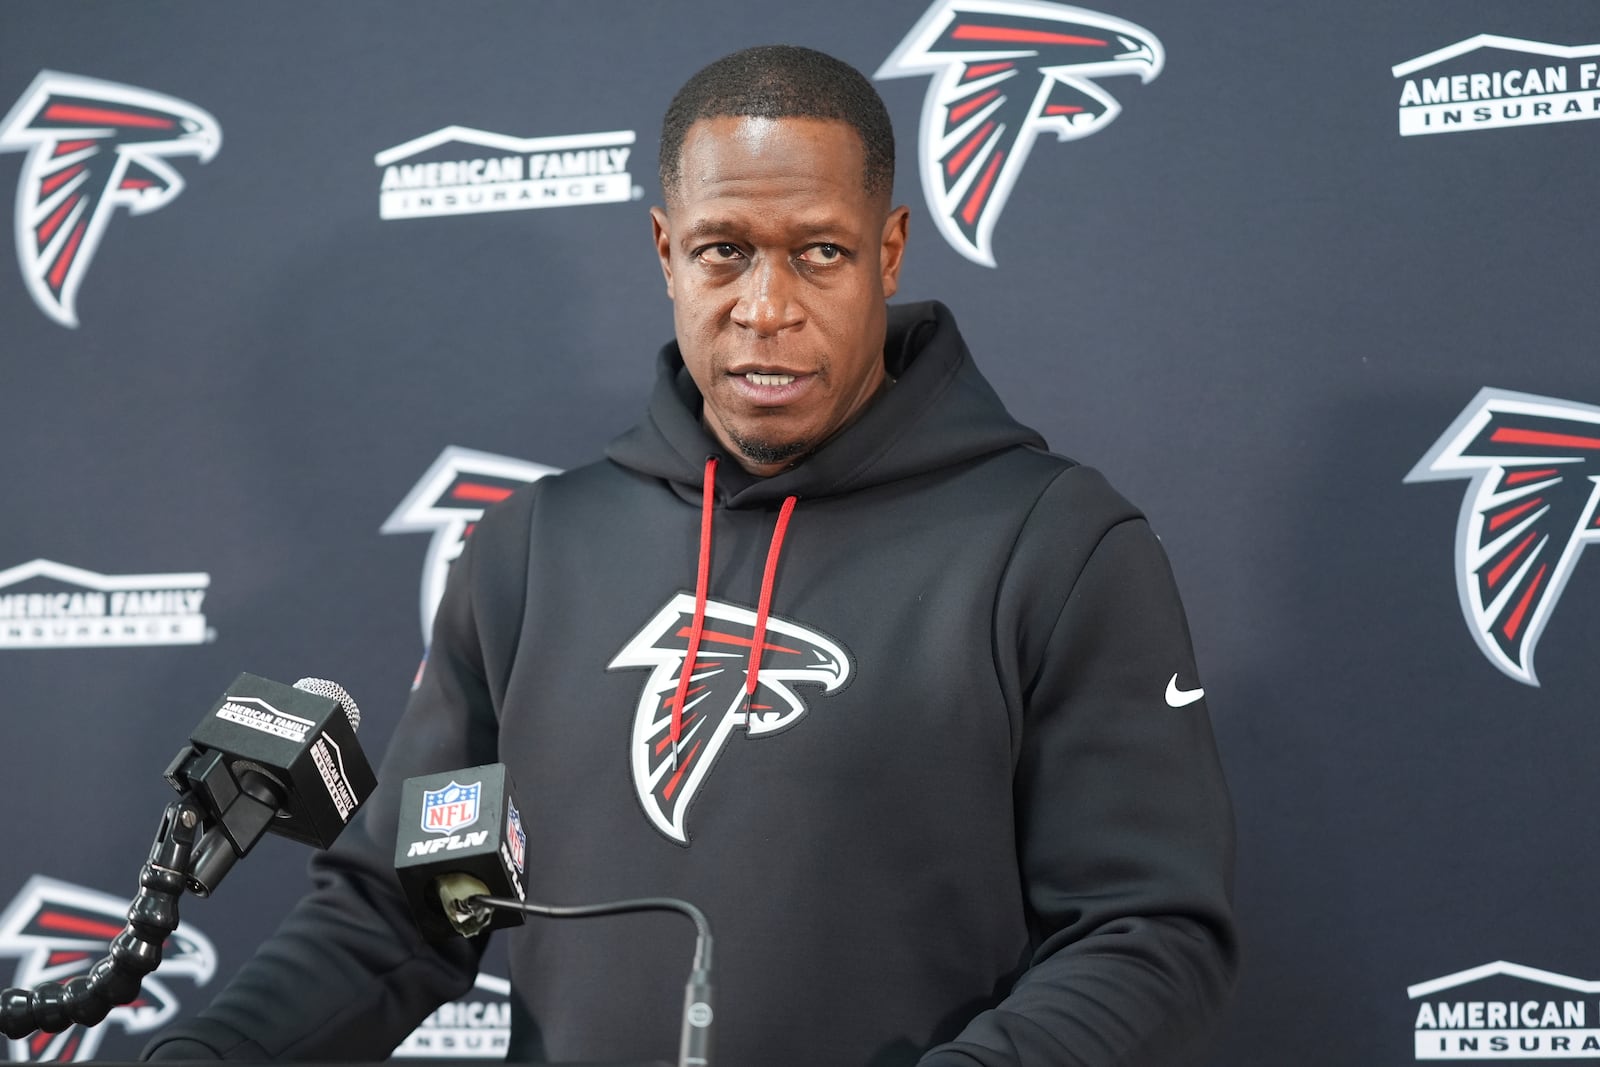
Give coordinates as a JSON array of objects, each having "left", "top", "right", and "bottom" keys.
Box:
[
  {"left": 1410, "top": 962, "right": 1600, "bottom": 1060},
  {"left": 1394, "top": 35, "right": 1600, "bottom": 136},
  {"left": 393, "top": 973, "right": 512, "bottom": 1058},
  {"left": 0, "top": 558, "right": 212, "bottom": 649},
  {"left": 375, "top": 126, "right": 639, "bottom": 220}
]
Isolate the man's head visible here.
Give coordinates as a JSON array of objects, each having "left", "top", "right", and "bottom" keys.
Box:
[
  {"left": 658, "top": 45, "right": 896, "bottom": 210},
  {"left": 651, "top": 46, "right": 910, "bottom": 476}
]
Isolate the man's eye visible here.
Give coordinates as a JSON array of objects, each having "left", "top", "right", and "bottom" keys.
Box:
[
  {"left": 802, "top": 243, "right": 845, "bottom": 264},
  {"left": 697, "top": 243, "right": 743, "bottom": 262}
]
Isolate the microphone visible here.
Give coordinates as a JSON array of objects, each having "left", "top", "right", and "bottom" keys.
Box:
[
  {"left": 393, "top": 764, "right": 714, "bottom": 1067},
  {"left": 165, "top": 672, "right": 378, "bottom": 896},
  {"left": 393, "top": 762, "right": 527, "bottom": 939},
  {"left": 3, "top": 672, "right": 376, "bottom": 1043}
]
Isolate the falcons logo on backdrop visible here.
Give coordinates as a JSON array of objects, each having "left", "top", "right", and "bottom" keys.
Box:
[
  {"left": 609, "top": 594, "right": 852, "bottom": 845},
  {"left": 877, "top": 0, "right": 1162, "bottom": 266},
  {"left": 0, "top": 875, "right": 216, "bottom": 1062},
  {"left": 382, "top": 446, "right": 559, "bottom": 647},
  {"left": 1406, "top": 388, "right": 1600, "bottom": 686},
  {"left": 0, "top": 71, "right": 220, "bottom": 328}
]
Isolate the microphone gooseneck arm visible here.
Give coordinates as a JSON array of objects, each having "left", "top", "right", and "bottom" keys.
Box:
[
  {"left": 1, "top": 674, "right": 370, "bottom": 1044},
  {"left": 472, "top": 893, "right": 715, "bottom": 1067},
  {"left": 0, "top": 793, "right": 205, "bottom": 1040}
]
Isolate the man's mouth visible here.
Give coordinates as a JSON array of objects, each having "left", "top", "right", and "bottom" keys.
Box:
[{"left": 727, "top": 368, "right": 813, "bottom": 407}]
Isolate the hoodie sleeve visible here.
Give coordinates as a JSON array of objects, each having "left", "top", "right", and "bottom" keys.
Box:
[
  {"left": 920, "top": 470, "right": 1238, "bottom": 1066},
  {"left": 141, "top": 490, "right": 535, "bottom": 1061}
]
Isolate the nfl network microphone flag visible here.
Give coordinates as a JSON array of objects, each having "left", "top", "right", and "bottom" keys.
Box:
[{"left": 395, "top": 762, "right": 528, "bottom": 939}]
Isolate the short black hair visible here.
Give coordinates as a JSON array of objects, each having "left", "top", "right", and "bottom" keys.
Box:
[{"left": 659, "top": 45, "right": 895, "bottom": 203}]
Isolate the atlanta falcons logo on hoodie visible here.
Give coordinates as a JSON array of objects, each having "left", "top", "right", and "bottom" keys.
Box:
[
  {"left": 609, "top": 594, "right": 852, "bottom": 845},
  {"left": 877, "top": 0, "right": 1163, "bottom": 267},
  {"left": 1406, "top": 388, "right": 1600, "bottom": 686},
  {"left": 0, "top": 71, "right": 220, "bottom": 328}
]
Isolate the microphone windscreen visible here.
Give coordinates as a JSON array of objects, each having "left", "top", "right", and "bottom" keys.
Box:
[{"left": 294, "top": 676, "right": 361, "bottom": 731}]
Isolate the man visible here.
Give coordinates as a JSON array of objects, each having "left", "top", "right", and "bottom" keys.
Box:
[{"left": 145, "top": 45, "right": 1235, "bottom": 1066}]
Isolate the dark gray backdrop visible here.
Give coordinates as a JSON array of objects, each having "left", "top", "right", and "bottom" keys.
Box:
[{"left": 3, "top": 2, "right": 1598, "bottom": 1064}]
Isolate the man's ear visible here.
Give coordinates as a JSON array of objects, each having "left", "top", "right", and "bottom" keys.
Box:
[
  {"left": 650, "top": 206, "right": 674, "bottom": 300},
  {"left": 880, "top": 205, "right": 910, "bottom": 300}
]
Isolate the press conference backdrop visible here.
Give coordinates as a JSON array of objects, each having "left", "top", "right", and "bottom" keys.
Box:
[{"left": 3, "top": 1, "right": 1598, "bottom": 1063}]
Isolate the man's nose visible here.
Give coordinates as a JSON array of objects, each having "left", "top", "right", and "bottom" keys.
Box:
[{"left": 730, "top": 257, "right": 802, "bottom": 336}]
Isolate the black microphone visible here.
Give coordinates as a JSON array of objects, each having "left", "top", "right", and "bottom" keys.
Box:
[
  {"left": 394, "top": 763, "right": 714, "bottom": 1067},
  {"left": 165, "top": 672, "right": 378, "bottom": 895},
  {"left": 393, "top": 762, "right": 528, "bottom": 939},
  {"left": 3, "top": 671, "right": 377, "bottom": 1043}
]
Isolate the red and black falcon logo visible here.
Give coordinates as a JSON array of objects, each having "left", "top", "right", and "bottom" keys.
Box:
[
  {"left": 1406, "top": 388, "right": 1600, "bottom": 686},
  {"left": 0, "top": 71, "right": 220, "bottom": 328},
  {"left": 382, "top": 446, "right": 558, "bottom": 647},
  {"left": 877, "top": 0, "right": 1162, "bottom": 267},
  {"left": 609, "top": 594, "right": 852, "bottom": 845},
  {"left": 0, "top": 875, "right": 216, "bottom": 1062}
]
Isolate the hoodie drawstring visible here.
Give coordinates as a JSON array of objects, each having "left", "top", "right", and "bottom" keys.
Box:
[{"left": 668, "top": 456, "right": 798, "bottom": 763}]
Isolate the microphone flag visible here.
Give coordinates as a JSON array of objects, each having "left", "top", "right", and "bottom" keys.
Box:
[{"left": 394, "top": 762, "right": 528, "bottom": 939}]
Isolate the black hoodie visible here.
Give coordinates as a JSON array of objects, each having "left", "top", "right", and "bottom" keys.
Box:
[{"left": 144, "top": 301, "right": 1236, "bottom": 1066}]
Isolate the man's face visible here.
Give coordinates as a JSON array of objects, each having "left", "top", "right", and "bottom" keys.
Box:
[{"left": 651, "top": 116, "right": 909, "bottom": 476}]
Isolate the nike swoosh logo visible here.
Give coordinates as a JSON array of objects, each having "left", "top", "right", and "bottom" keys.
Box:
[{"left": 1165, "top": 674, "right": 1205, "bottom": 708}]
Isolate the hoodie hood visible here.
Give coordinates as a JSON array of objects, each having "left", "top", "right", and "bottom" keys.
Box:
[{"left": 605, "top": 300, "right": 1046, "bottom": 507}]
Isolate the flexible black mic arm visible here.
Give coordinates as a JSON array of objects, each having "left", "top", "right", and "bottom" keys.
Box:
[
  {"left": 1, "top": 674, "right": 372, "bottom": 1043},
  {"left": 0, "top": 793, "right": 205, "bottom": 1039},
  {"left": 470, "top": 894, "right": 715, "bottom": 1067}
]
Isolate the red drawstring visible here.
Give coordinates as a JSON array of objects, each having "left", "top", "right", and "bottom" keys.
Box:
[
  {"left": 747, "top": 495, "right": 796, "bottom": 699},
  {"left": 669, "top": 458, "right": 718, "bottom": 764},
  {"left": 666, "top": 456, "right": 799, "bottom": 763}
]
